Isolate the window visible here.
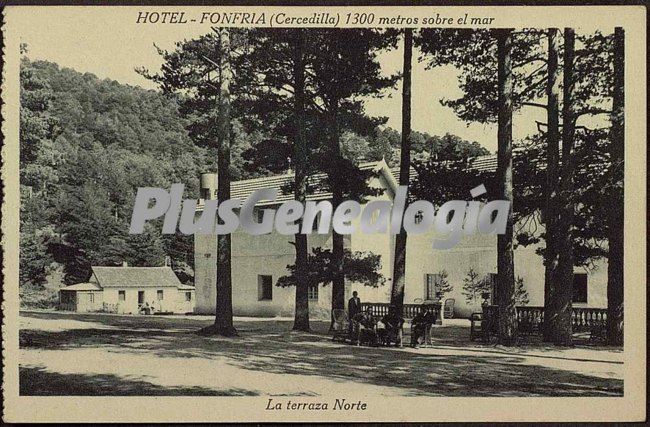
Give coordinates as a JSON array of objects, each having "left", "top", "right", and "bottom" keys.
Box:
[
  {"left": 256, "top": 208, "right": 265, "bottom": 223},
  {"left": 425, "top": 274, "right": 443, "bottom": 300},
  {"left": 308, "top": 284, "right": 319, "bottom": 300},
  {"left": 185, "top": 292, "right": 192, "bottom": 302},
  {"left": 118, "top": 290, "right": 126, "bottom": 301},
  {"left": 414, "top": 211, "right": 424, "bottom": 224},
  {"left": 258, "top": 275, "right": 273, "bottom": 301},
  {"left": 157, "top": 290, "right": 164, "bottom": 300},
  {"left": 200, "top": 188, "right": 214, "bottom": 200},
  {"left": 89, "top": 293, "right": 94, "bottom": 303},
  {"left": 311, "top": 213, "right": 321, "bottom": 231},
  {"left": 573, "top": 273, "right": 588, "bottom": 303}
]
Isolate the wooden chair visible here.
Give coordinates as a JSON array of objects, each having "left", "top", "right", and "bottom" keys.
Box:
[
  {"left": 380, "top": 318, "right": 404, "bottom": 347},
  {"left": 589, "top": 321, "right": 607, "bottom": 344},
  {"left": 410, "top": 321, "right": 433, "bottom": 347},
  {"left": 443, "top": 298, "right": 455, "bottom": 319},
  {"left": 331, "top": 309, "right": 350, "bottom": 343},
  {"left": 517, "top": 316, "right": 535, "bottom": 336},
  {"left": 469, "top": 312, "right": 483, "bottom": 341},
  {"left": 470, "top": 309, "right": 497, "bottom": 342}
]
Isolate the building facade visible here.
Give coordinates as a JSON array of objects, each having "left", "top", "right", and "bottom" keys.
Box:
[
  {"left": 58, "top": 266, "right": 196, "bottom": 314},
  {"left": 194, "top": 159, "right": 608, "bottom": 319}
]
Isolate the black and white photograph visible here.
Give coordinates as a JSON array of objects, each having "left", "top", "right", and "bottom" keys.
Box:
[{"left": 1, "top": 4, "right": 646, "bottom": 423}]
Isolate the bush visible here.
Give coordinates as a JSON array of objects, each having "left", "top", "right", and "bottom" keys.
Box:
[{"left": 20, "top": 285, "right": 59, "bottom": 309}]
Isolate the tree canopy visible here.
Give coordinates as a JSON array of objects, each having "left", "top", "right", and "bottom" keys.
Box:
[{"left": 20, "top": 57, "right": 209, "bottom": 286}]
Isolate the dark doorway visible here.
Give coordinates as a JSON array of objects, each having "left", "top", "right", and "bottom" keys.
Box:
[{"left": 138, "top": 291, "right": 145, "bottom": 307}]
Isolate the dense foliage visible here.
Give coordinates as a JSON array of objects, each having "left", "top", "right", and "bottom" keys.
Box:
[
  {"left": 19, "top": 57, "right": 209, "bottom": 288},
  {"left": 276, "top": 247, "right": 386, "bottom": 289}
]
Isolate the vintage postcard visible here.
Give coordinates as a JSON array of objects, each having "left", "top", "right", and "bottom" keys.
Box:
[{"left": 1, "top": 2, "right": 646, "bottom": 423}]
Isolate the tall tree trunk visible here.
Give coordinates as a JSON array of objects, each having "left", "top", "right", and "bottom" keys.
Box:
[
  {"left": 543, "top": 27, "right": 561, "bottom": 342},
  {"left": 390, "top": 28, "right": 413, "bottom": 315},
  {"left": 607, "top": 27, "right": 624, "bottom": 346},
  {"left": 330, "top": 100, "right": 346, "bottom": 319},
  {"left": 495, "top": 28, "right": 517, "bottom": 346},
  {"left": 212, "top": 28, "right": 237, "bottom": 336},
  {"left": 553, "top": 27, "right": 576, "bottom": 346},
  {"left": 292, "top": 29, "right": 310, "bottom": 332}
]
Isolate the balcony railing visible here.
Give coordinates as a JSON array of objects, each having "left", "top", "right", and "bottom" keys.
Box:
[
  {"left": 361, "top": 302, "right": 442, "bottom": 320},
  {"left": 514, "top": 305, "right": 607, "bottom": 332}
]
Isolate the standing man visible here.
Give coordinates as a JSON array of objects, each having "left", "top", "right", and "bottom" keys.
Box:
[{"left": 348, "top": 291, "right": 362, "bottom": 333}]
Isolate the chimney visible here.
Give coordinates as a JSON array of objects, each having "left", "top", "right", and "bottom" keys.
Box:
[
  {"left": 122, "top": 261, "right": 128, "bottom": 267},
  {"left": 200, "top": 172, "right": 217, "bottom": 200},
  {"left": 164, "top": 256, "right": 171, "bottom": 267}
]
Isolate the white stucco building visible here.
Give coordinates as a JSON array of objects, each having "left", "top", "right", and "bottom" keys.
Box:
[
  {"left": 59, "top": 265, "right": 196, "bottom": 314},
  {"left": 194, "top": 158, "right": 608, "bottom": 319}
]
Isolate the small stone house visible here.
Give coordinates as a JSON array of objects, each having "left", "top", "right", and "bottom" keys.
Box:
[{"left": 58, "top": 266, "right": 195, "bottom": 314}]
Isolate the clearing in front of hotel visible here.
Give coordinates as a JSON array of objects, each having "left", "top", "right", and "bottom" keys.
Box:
[{"left": 19, "top": 311, "right": 623, "bottom": 397}]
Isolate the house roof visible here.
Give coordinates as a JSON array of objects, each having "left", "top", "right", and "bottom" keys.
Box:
[
  {"left": 388, "top": 154, "right": 498, "bottom": 183},
  {"left": 60, "top": 282, "right": 103, "bottom": 292},
  {"left": 91, "top": 266, "right": 182, "bottom": 288},
  {"left": 198, "top": 154, "right": 500, "bottom": 210},
  {"left": 467, "top": 154, "right": 498, "bottom": 173},
  {"left": 200, "top": 159, "right": 397, "bottom": 209},
  {"left": 177, "top": 284, "right": 196, "bottom": 291}
]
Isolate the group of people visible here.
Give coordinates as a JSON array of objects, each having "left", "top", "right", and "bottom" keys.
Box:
[
  {"left": 347, "top": 291, "right": 437, "bottom": 348},
  {"left": 138, "top": 302, "right": 157, "bottom": 315}
]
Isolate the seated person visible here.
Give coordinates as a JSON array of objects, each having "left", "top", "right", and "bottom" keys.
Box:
[
  {"left": 375, "top": 320, "right": 387, "bottom": 345},
  {"left": 411, "top": 305, "right": 437, "bottom": 347},
  {"left": 352, "top": 307, "right": 377, "bottom": 346},
  {"left": 380, "top": 305, "right": 404, "bottom": 347},
  {"left": 139, "top": 302, "right": 151, "bottom": 315}
]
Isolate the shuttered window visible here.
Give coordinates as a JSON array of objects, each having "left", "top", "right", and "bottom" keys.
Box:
[
  {"left": 258, "top": 275, "right": 273, "bottom": 301},
  {"left": 425, "top": 274, "right": 443, "bottom": 300},
  {"left": 308, "top": 285, "right": 319, "bottom": 300},
  {"left": 572, "top": 273, "right": 588, "bottom": 303}
]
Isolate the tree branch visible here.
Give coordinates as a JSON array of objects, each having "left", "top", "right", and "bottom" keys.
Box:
[
  {"left": 522, "top": 102, "right": 548, "bottom": 110},
  {"left": 576, "top": 107, "right": 612, "bottom": 116}
]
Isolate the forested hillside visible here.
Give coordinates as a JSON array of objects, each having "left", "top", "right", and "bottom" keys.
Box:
[
  {"left": 19, "top": 55, "right": 488, "bottom": 306},
  {"left": 19, "top": 57, "right": 213, "bottom": 304}
]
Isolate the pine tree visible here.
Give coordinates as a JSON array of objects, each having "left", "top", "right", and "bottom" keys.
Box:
[
  {"left": 552, "top": 28, "right": 577, "bottom": 346},
  {"left": 606, "top": 27, "right": 624, "bottom": 346},
  {"left": 462, "top": 268, "right": 488, "bottom": 306},
  {"left": 495, "top": 28, "right": 517, "bottom": 346},
  {"left": 390, "top": 28, "right": 413, "bottom": 314},
  {"left": 435, "top": 270, "right": 454, "bottom": 300},
  {"left": 291, "top": 28, "right": 310, "bottom": 332},
  {"left": 307, "top": 29, "right": 398, "bottom": 316},
  {"left": 543, "top": 27, "right": 561, "bottom": 341}
]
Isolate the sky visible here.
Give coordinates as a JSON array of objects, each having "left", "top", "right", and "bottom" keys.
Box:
[{"left": 12, "top": 7, "right": 551, "bottom": 153}]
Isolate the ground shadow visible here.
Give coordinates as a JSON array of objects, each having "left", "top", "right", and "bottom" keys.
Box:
[
  {"left": 19, "top": 311, "right": 623, "bottom": 397},
  {"left": 20, "top": 366, "right": 260, "bottom": 396}
]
